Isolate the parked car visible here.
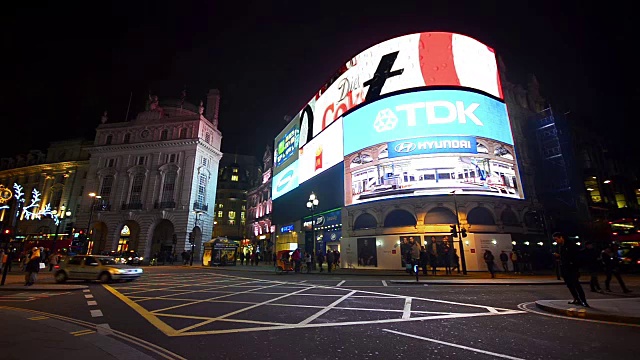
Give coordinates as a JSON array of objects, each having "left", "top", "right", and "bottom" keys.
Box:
[
  {"left": 109, "top": 250, "right": 144, "bottom": 265},
  {"left": 54, "top": 255, "right": 143, "bottom": 283},
  {"left": 618, "top": 247, "right": 640, "bottom": 273}
]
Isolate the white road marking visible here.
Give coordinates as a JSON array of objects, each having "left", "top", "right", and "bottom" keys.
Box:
[
  {"left": 90, "top": 310, "right": 103, "bottom": 317},
  {"left": 87, "top": 301, "right": 97, "bottom": 306},
  {"left": 84, "top": 294, "right": 94, "bottom": 299},
  {"left": 96, "top": 323, "right": 113, "bottom": 335},
  {"left": 382, "top": 280, "right": 388, "bottom": 287},
  {"left": 337, "top": 280, "right": 346, "bottom": 286},
  {"left": 83, "top": 289, "right": 91, "bottom": 292},
  {"left": 382, "top": 329, "right": 525, "bottom": 360},
  {"left": 402, "top": 298, "right": 412, "bottom": 319},
  {"left": 299, "top": 290, "right": 356, "bottom": 325}
]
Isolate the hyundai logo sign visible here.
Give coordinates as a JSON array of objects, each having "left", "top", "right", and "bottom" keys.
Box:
[{"left": 394, "top": 142, "right": 417, "bottom": 153}]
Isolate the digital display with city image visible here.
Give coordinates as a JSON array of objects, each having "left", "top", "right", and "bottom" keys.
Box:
[
  {"left": 273, "top": 117, "right": 300, "bottom": 174},
  {"left": 343, "top": 89, "right": 523, "bottom": 205}
]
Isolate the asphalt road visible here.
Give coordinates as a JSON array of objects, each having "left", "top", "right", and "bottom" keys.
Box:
[{"left": 1, "top": 266, "right": 637, "bottom": 360}]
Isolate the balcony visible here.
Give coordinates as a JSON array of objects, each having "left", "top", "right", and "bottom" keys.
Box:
[
  {"left": 121, "top": 202, "right": 144, "bottom": 210},
  {"left": 193, "top": 202, "right": 208, "bottom": 212},
  {"left": 154, "top": 201, "right": 176, "bottom": 209}
]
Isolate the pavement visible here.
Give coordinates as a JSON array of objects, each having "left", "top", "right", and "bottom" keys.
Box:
[{"left": 535, "top": 297, "right": 640, "bottom": 325}]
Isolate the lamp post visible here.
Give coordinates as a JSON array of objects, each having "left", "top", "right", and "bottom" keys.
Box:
[
  {"left": 306, "top": 192, "right": 319, "bottom": 270},
  {"left": 450, "top": 190, "right": 468, "bottom": 275},
  {"left": 85, "top": 193, "right": 101, "bottom": 254}
]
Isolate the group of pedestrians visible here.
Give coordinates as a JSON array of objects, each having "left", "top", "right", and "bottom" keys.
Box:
[
  {"left": 317, "top": 249, "right": 340, "bottom": 273},
  {"left": 238, "top": 248, "right": 261, "bottom": 266},
  {"left": 552, "top": 232, "right": 632, "bottom": 308},
  {"left": 408, "top": 237, "right": 460, "bottom": 276}
]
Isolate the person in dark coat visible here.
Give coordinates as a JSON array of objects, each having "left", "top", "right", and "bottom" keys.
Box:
[
  {"left": 553, "top": 232, "right": 588, "bottom": 307},
  {"left": 583, "top": 241, "right": 602, "bottom": 293},
  {"left": 317, "top": 252, "right": 325, "bottom": 272},
  {"left": 483, "top": 250, "right": 495, "bottom": 278},
  {"left": 601, "top": 243, "right": 631, "bottom": 293},
  {"left": 326, "top": 250, "right": 335, "bottom": 273},
  {"left": 24, "top": 247, "right": 41, "bottom": 286},
  {"left": 419, "top": 246, "right": 428, "bottom": 275}
]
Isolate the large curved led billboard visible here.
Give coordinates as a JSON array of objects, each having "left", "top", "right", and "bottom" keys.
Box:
[
  {"left": 293, "top": 32, "right": 502, "bottom": 146},
  {"left": 343, "top": 89, "right": 523, "bottom": 205}
]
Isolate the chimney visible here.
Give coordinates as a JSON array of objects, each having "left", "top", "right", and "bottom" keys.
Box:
[{"left": 205, "top": 89, "right": 220, "bottom": 127}]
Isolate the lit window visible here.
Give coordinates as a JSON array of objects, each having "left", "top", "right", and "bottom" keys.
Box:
[
  {"left": 228, "top": 211, "right": 236, "bottom": 220},
  {"left": 584, "top": 178, "right": 601, "bottom": 203},
  {"left": 615, "top": 193, "right": 627, "bottom": 208},
  {"left": 241, "top": 205, "right": 246, "bottom": 210},
  {"left": 228, "top": 220, "right": 236, "bottom": 225},
  {"left": 219, "top": 203, "right": 223, "bottom": 208},
  {"left": 217, "top": 211, "right": 223, "bottom": 218},
  {"left": 231, "top": 175, "right": 239, "bottom": 182},
  {"left": 233, "top": 168, "right": 238, "bottom": 173},
  {"left": 241, "top": 212, "right": 245, "bottom": 220}
]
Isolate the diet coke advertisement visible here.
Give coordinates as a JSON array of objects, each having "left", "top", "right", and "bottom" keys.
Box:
[{"left": 295, "top": 32, "right": 503, "bottom": 139}]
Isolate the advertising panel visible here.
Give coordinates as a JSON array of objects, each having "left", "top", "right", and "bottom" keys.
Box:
[
  {"left": 343, "top": 89, "right": 512, "bottom": 156},
  {"left": 298, "top": 118, "right": 344, "bottom": 184},
  {"left": 273, "top": 117, "right": 300, "bottom": 175},
  {"left": 272, "top": 160, "right": 299, "bottom": 200},
  {"left": 292, "top": 32, "right": 502, "bottom": 140},
  {"left": 343, "top": 89, "right": 523, "bottom": 205}
]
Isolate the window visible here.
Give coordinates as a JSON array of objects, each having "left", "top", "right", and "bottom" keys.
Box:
[
  {"left": 50, "top": 188, "right": 63, "bottom": 210},
  {"left": 228, "top": 211, "right": 236, "bottom": 220},
  {"left": 85, "top": 257, "right": 98, "bottom": 266},
  {"left": 100, "top": 175, "right": 115, "bottom": 201},
  {"left": 616, "top": 193, "right": 627, "bottom": 208},
  {"left": 124, "top": 133, "right": 131, "bottom": 144},
  {"left": 217, "top": 211, "right": 223, "bottom": 218},
  {"left": 241, "top": 205, "right": 245, "bottom": 210},
  {"left": 169, "top": 154, "right": 177, "bottom": 163},
  {"left": 205, "top": 132, "right": 211, "bottom": 143},
  {"left": 107, "top": 159, "right": 116, "bottom": 168},
  {"left": 161, "top": 171, "right": 177, "bottom": 203},
  {"left": 233, "top": 168, "right": 238, "bottom": 173},
  {"left": 228, "top": 220, "right": 236, "bottom": 225},
  {"left": 160, "top": 129, "right": 168, "bottom": 141},
  {"left": 137, "top": 156, "right": 146, "bottom": 166},
  {"left": 68, "top": 256, "right": 83, "bottom": 265},
  {"left": 106, "top": 135, "right": 113, "bottom": 145},
  {"left": 129, "top": 173, "right": 144, "bottom": 204},
  {"left": 231, "top": 175, "right": 239, "bottom": 182},
  {"left": 202, "top": 157, "right": 208, "bottom": 166},
  {"left": 219, "top": 203, "right": 223, "bottom": 208},
  {"left": 584, "top": 177, "right": 601, "bottom": 203},
  {"left": 240, "top": 211, "right": 245, "bottom": 220},
  {"left": 196, "top": 173, "right": 207, "bottom": 206},
  {"left": 180, "top": 128, "right": 187, "bottom": 139}
]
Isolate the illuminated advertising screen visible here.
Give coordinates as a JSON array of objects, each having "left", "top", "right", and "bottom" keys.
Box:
[
  {"left": 273, "top": 117, "right": 300, "bottom": 175},
  {"left": 272, "top": 160, "right": 299, "bottom": 200},
  {"left": 292, "top": 32, "right": 502, "bottom": 141},
  {"left": 298, "top": 118, "right": 344, "bottom": 184},
  {"left": 343, "top": 89, "right": 523, "bottom": 205}
]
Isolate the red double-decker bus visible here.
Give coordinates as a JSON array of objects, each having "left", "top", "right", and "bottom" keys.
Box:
[{"left": 609, "top": 218, "right": 640, "bottom": 246}]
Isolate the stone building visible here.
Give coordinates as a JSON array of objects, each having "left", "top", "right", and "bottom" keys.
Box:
[
  {"left": 212, "top": 153, "right": 260, "bottom": 242},
  {"left": 246, "top": 146, "right": 274, "bottom": 257},
  {"left": 75, "top": 90, "right": 223, "bottom": 261},
  {"left": 0, "top": 139, "right": 91, "bottom": 249}
]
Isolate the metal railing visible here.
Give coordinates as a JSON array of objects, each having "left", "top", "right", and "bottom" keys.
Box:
[{"left": 193, "top": 202, "right": 208, "bottom": 212}]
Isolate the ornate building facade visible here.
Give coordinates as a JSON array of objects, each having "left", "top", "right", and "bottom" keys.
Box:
[
  {"left": 246, "top": 146, "right": 274, "bottom": 258},
  {"left": 0, "top": 139, "right": 91, "bottom": 248},
  {"left": 75, "top": 90, "right": 223, "bottom": 261}
]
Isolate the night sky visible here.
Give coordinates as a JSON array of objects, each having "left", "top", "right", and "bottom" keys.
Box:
[{"left": 2, "top": 1, "right": 635, "bottom": 160}]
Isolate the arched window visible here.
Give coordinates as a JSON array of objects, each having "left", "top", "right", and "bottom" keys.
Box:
[
  {"left": 160, "top": 129, "right": 168, "bottom": 141},
  {"left": 383, "top": 209, "right": 416, "bottom": 228},
  {"left": 353, "top": 213, "right": 377, "bottom": 230},
  {"left": 161, "top": 171, "right": 177, "bottom": 203},
  {"left": 129, "top": 173, "right": 145, "bottom": 204},
  {"left": 123, "top": 133, "right": 131, "bottom": 144},
  {"left": 424, "top": 207, "right": 457, "bottom": 224},
  {"left": 179, "top": 128, "right": 187, "bottom": 139},
  {"left": 105, "top": 135, "right": 113, "bottom": 145},
  {"left": 100, "top": 175, "right": 115, "bottom": 202},
  {"left": 467, "top": 207, "right": 496, "bottom": 225},
  {"left": 501, "top": 208, "right": 519, "bottom": 225}
]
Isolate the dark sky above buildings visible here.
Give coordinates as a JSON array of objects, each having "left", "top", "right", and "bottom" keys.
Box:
[{"left": 2, "top": 1, "right": 635, "bottom": 160}]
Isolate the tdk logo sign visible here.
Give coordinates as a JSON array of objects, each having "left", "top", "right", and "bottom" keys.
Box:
[
  {"left": 388, "top": 136, "right": 477, "bottom": 158},
  {"left": 374, "top": 101, "right": 483, "bottom": 133}
]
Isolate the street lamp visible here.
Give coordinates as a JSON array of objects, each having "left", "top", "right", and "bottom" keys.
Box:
[
  {"left": 306, "top": 192, "right": 319, "bottom": 270},
  {"left": 85, "top": 193, "right": 101, "bottom": 254},
  {"left": 450, "top": 190, "right": 468, "bottom": 275}
]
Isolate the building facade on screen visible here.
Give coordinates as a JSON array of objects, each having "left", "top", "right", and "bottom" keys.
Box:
[
  {"left": 75, "top": 90, "right": 223, "bottom": 261},
  {"left": 271, "top": 32, "right": 548, "bottom": 271}
]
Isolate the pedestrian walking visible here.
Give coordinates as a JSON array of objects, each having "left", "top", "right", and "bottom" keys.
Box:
[
  {"left": 305, "top": 252, "right": 312, "bottom": 274},
  {"left": 483, "top": 250, "right": 496, "bottom": 278},
  {"left": 601, "top": 243, "right": 632, "bottom": 293},
  {"left": 48, "top": 252, "right": 59, "bottom": 271},
  {"left": 24, "top": 247, "right": 41, "bottom": 286},
  {"left": 583, "top": 241, "right": 603, "bottom": 293},
  {"left": 291, "top": 249, "right": 302, "bottom": 273},
  {"left": 317, "top": 252, "right": 325, "bottom": 272},
  {"left": 499, "top": 251, "right": 509, "bottom": 272},
  {"left": 553, "top": 232, "right": 589, "bottom": 307},
  {"left": 326, "top": 250, "right": 335, "bottom": 273},
  {"left": 239, "top": 251, "right": 245, "bottom": 266},
  {"left": 334, "top": 250, "right": 341, "bottom": 269}
]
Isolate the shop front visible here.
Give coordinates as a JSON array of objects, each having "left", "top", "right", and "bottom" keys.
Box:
[
  {"left": 275, "top": 221, "right": 301, "bottom": 252},
  {"left": 203, "top": 237, "right": 239, "bottom": 266},
  {"left": 303, "top": 209, "right": 342, "bottom": 256}
]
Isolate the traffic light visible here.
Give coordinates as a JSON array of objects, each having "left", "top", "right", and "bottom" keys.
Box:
[
  {"left": 64, "top": 222, "right": 75, "bottom": 234},
  {"left": 461, "top": 228, "right": 467, "bottom": 238},
  {"left": 188, "top": 232, "right": 195, "bottom": 244},
  {"left": 450, "top": 224, "right": 458, "bottom": 238}
]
